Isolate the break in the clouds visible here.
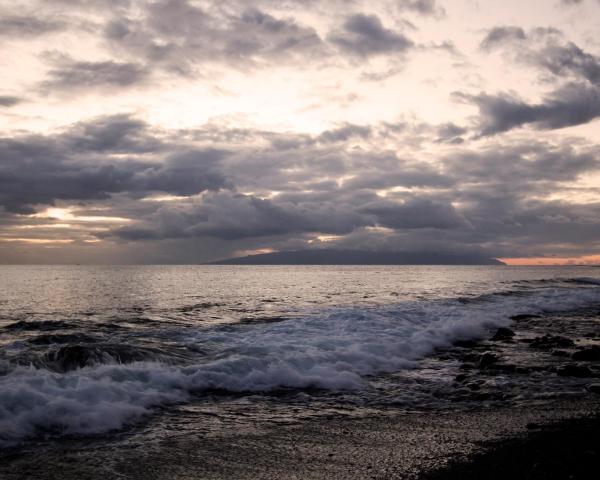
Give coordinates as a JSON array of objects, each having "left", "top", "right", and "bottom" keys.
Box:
[{"left": 0, "top": 0, "right": 599, "bottom": 264}]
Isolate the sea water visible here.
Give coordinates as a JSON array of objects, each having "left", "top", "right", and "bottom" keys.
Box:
[{"left": 0, "top": 265, "right": 599, "bottom": 447}]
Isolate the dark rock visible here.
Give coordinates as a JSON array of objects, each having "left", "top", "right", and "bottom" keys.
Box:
[
  {"left": 489, "top": 363, "right": 517, "bottom": 373},
  {"left": 551, "top": 350, "right": 570, "bottom": 357},
  {"left": 491, "top": 327, "right": 516, "bottom": 342},
  {"left": 454, "top": 340, "right": 479, "bottom": 348},
  {"left": 455, "top": 374, "right": 468, "bottom": 383},
  {"left": 28, "top": 333, "right": 97, "bottom": 345},
  {"left": 179, "top": 302, "right": 224, "bottom": 313},
  {"left": 572, "top": 346, "right": 600, "bottom": 361},
  {"left": 510, "top": 314, "right": 541, "bottom": 321},
  {"left": 3, "top": 320, "right": 73, "bottom": 331},
  {"left": 586, "top": 384, "right": 600, "bottom": 394},
  {"left": 472, "top": 392, "right": 492, "bottom": 401},
  {"left": 45, "top": 344, "right": 166, "bottom": 372},
  {"left": 556, "top": 364, "right": 594, "bottom": 378},
  {"left": 529, "top": 335, "right": 575, "bottom": 350},
  {"left": 479, "top": 352, "right": 500, "bottom": 368}
]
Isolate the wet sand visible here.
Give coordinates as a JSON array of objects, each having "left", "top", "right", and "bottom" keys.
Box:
[{"left": 1, "top": 398, "right": 598, "bottom": 479}]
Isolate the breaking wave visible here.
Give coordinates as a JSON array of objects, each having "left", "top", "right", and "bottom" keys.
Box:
[{"left": 0, "top": 281, "right": 599, "bottom": 447}]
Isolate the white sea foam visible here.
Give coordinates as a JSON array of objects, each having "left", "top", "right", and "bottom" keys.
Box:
[{"left": 0, "top": 284, "right": 598, "bottom": 447}]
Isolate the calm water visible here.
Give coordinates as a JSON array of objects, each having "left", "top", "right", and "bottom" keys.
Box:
[{"left": 0, "top": 265, "right": 599, "bottom": 447}]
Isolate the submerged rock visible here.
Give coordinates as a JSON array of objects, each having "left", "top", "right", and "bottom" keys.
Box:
[
  {"left": 556, "top": 364, "right": 594, "bottom": 378},
  {"left": 572, "top": 346, "right": 600, "bottom": 361},
  {"left": 586, "top": 384, "right": 600, "bottom": 394},
  {"left": 45, "top": 344, "right": 166, "bottom": 372},
  {"left": 479, "top": 352, "right": 500, "bottom": 368},
  {"left": 529, "top": 335, "right": 575, "bottom": 350},
  {"left": 510, "top": 314, "right": 541, "bottom": 321},
  {"left": 491, "top": 327, "right": 515, "bottom": 341},
  {"left": 3, "top": 320, "right": 73, "bottom": 332}
]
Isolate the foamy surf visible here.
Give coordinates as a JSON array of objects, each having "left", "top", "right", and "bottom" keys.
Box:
[{"left": 0, "top": 280, "right": 599, "bottom": 447}]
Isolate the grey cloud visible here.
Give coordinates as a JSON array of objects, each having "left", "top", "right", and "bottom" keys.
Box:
[
  {"left": 0, "top": 115, "right": 227, "bottom": 213},
  {"left": 0, "top": 96, "right": 23, "bottom": 107},
  {"left": 2, "top": 110, "right": 600, "bottom": 261},
  {"left": 328, "top": 14, "right": 414, "bottom": 58},
  {"left": 104, "top": 1, "right": 326, "bottom": 72},
  {"left": 0, "top": 14, "right": 65, "bottom": 37},
  {"left": 435, "top": 123, "right": 466, "bottom": 144},
  {"left": 40, "top": 57, "right": 150, "bottom": 91},
  {"left": 110, "top": 191, "right": 371, "bottom": 241},
  {"left": 480, "top": 26, "right": 526, "bottom": 51},
  {"left": 63, "top": 114, "right": 164, "bottom": 153},
  {"left": 360, "top": 198, "right": 469, "bottom": 229},
  {"left": 532, "top": 42, "right": 600, "bottom": 84},
  {"left": 478, "top": 27, "right": 600, "bottom": 86},
  {"left": 397, "top": 0, "right": 446, "bottom": 18},
  {"left": 317, "top": 124, "right": 373, "bottom": 143},
  {"left": 444, "top": 140, "right": 599, "bottom": 184},
  {"left": 461, "top": 82, "right": 600, "bottom": 136}
]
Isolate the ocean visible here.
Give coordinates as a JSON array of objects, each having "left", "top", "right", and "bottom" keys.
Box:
[{"left": 0, "top": 265, "right": 599, "bottom": 462}]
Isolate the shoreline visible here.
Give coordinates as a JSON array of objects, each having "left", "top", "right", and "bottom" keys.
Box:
[
  {"left": 1, "top": 398, "right": 598, "bottom": 479},
  {"left": 422, "top": 411, "right": 600, "bottom": 480}
]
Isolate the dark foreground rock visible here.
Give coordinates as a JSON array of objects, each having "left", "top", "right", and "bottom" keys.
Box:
[
  {"left": 478, "top": 352, "right": 500, "bottom": 368},
  {"left": 572, "top": 346, "right": 600, "bottom": 361},
  {"left": 420, "top": 415, "right": 600, "bottom": 480},
  {"left": 491, "top": 328, "right": 515, "bottom": 341},
  {"left": 528, "top": 335, "right": 575, "bottom": 350},
  {"left": 556, "top": 364, "right": 595, "bottom": 378}
]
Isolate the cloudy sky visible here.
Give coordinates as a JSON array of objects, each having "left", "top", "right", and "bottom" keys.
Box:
[{"left": 1, "top": 0, "right": 599, "bottom": 264}]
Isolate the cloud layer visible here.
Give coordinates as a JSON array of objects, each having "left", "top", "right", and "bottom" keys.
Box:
[{"left": 0, "top": 0, "right": 599, "bottom": 263}]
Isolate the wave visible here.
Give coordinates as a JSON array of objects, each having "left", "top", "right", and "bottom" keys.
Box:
[{"left": 0, "top": 281, "right": 599, "bottom": 447}]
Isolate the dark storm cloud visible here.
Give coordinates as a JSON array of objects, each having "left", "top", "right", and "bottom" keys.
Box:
[
  {"left": 459, "top": 82, "right": 600, "bottom": 136},
  {"left": 444, "top": 140, "right": 599, "bottom": 185},
  {"left": 328, "top": 14, "right": 414, "bottom": 58},
  {"left": 0, "top": 96, "right": 23, "bottom": 107},
  {"left": 0, "top": 115, "right": 227, "bottom": 214},
  {"left": 40, "top": 57, "right": 151, "bottom": 91},
  {"left": 62, "top": 114, "right": 163, "bottom": 153},
  {"left": 0, "top": 14, "right": 65, "bottom": 37},
  {"left": 359, "top": 198, "right": 469, "bottom": 229},
  {"left": 108, "top": 191, "right": 371, "bottom": 241},
  {"left": 1, "top": 111, "right": 589, "bottom": 260},
  {"left": 397, "top": 0, "right": 446, "bottom": 18}
]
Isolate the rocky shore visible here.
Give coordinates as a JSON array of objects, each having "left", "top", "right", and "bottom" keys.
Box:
[
  {"left": 1, "top": 307, "right": 599, "bottom": 479},
  {"left": 422, "top": 414, "right": 600, "bottom": 480}
]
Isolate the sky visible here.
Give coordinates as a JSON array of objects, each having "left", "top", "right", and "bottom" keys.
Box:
[{"left": 0, "top": 0, "right": 599, "bottom": 264}]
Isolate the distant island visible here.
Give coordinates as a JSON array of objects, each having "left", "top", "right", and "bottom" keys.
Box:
[{"left": 208, "top": 249, "right": 506, "bottom": 265}]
